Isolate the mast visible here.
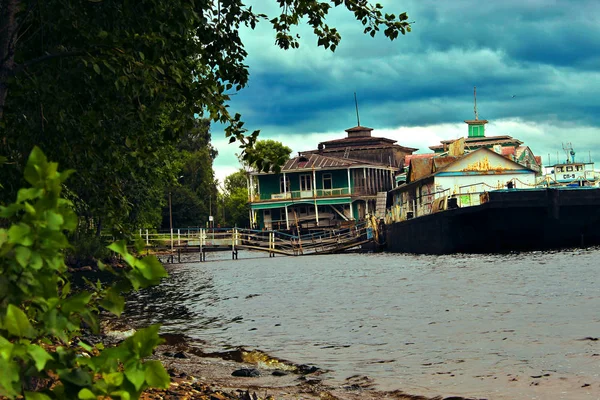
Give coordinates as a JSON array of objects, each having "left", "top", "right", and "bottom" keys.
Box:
[{"left": 474, "top": 86, "right": 478, "bottom": 120}]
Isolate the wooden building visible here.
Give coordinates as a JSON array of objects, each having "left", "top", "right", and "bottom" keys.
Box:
[
  {"left": 248, "top": 153, "right": 396, "bottom": 230},
  {"left": 386, "top": 147, "right": 537, "bottom": 223},
  {"left": 302, "top": 125, "right": 417, "bottom": 169}
]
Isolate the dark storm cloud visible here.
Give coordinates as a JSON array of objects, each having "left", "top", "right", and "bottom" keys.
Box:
[
  {"left": 225, "top": 0, "right": 600, "bottom": 131},
  {"left": 213, "top": 0, "right": 600, "bottom": 180}
]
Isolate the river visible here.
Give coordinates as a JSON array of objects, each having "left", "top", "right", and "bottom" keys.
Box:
[{"left": 124, "top": 248, "right": 600, "bottom": 399}]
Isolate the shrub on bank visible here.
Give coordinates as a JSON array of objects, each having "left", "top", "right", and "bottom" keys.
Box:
[{"left": 0, "top": 148, "right": 169, "bottom": 399}]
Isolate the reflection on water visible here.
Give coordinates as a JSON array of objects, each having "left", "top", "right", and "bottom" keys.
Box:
[{"left": 124, "top": 248, "right": 600, "bottom": 399}]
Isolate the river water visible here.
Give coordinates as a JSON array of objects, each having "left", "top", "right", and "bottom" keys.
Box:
[{"left": 125, "top": 248, "right": 600, "bottom": 399}]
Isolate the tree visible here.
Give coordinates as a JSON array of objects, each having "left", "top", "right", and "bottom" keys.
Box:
[
  {"left": 222, "top": 169, "right": 250, "bottom": 228},
  {"left": 245, "top": 140, "right": 293, "bottom": 172},
  {"left": 0, "top": 1, "right": 411, "bottom": 234},
  {"left": 159, "top": 119, "right": 218, "bottom": 230}
]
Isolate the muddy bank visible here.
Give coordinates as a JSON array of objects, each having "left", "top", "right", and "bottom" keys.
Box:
[{"left": 96, "top": 318, "right": 480, "bottom": 400}]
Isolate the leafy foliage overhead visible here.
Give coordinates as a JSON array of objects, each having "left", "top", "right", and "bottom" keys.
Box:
[{"left": 0, "top": 1, "right": 410, "bottom": 233}]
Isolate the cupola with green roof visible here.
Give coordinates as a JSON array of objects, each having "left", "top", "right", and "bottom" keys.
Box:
[{"left": 465, "top": 86, "right": 486, "bottom": 138}]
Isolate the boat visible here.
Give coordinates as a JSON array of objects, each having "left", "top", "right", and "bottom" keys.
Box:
[{"left": 537, "top": 143, "right": 599, "bottom": 187}]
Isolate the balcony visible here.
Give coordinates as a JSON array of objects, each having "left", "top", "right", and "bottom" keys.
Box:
[{"left": 254, "top": 188, "right": 351, "bottom": 202}]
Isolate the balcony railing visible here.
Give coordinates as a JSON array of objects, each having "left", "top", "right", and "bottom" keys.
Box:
[{"left": 254, "top": 187, "right": 352, "bottom": 202}]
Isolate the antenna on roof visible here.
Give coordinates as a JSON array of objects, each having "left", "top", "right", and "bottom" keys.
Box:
[
  {"left": 473, "top": 86, "right": 478, "bottom": 120},
  {"left": 354, "top": 92, "right": 361, "bottom": 127}
]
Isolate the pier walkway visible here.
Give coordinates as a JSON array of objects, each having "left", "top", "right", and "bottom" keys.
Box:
[{"left": 139, "top": 222, "right": 375, "bottom": 262}]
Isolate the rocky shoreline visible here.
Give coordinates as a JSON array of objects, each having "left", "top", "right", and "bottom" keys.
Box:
[{"left": 95, "top": 318, "right": 481, "bottom": 400}]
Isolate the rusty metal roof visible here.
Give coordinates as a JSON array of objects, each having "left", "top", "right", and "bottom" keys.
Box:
[
  {"left": 403, "top": 153, "right": 435, "bottom": 167},
  {"left": 279, "top": 153, "right": 382, "bottom": 172},
  {"left": 319, "top": 136, "right": 397, "bottom": 146},
  {"left": 345, "top": 125, "right": 374, "bottom": 132},
  {"left": 429, "top": 135, "right": 522, "bottom": 150},
  {"left": 433, "top": 156, "right": 459, "bottom": 171},
  {"left": 408, "top": 158, "right": 434, "bottom": 182}
]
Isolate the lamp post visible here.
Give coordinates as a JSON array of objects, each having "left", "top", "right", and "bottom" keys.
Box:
[{"left": 169, "top": 191, "right": 173, "bottom": 251}]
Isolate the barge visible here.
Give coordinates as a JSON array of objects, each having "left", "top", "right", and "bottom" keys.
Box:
[{"left": 385, "top": 187, "right": 600, "bottom": 254}]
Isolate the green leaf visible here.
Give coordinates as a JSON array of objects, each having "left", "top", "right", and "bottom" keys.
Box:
[
  {"left": 107, "top": 241, "right": 135, "bottom": 265},
  {"left": 61, "top": 292, "right": 93, "bottom": 314},
  {"left": 46, "top": 211, "right": 64, "bottom": 230},
  {"left": 0, "top": 336, "right": 15, "bottom": 360},
  {"left": 59, "top": 368, "right": 92, "bottom": 386},
  {"left": 135, "top": 256, "right": 168, "bottom": 281},
  {"left": 27, "top": 344, "right": 53, "bottom": 371},
  {"left": 93, "top": 63, "right": 101, "bottom": 74},
  {"left": 17, "top": 188, "right": 43, "bottom": 203},
  {"left": 29, "top": 251, "right": 43, "bottom": 270},
  {"left": 124, "top": 363, "right": 145, "bottom": 391},
  {"left": 103, "top": 371, "right": 124, "bottom": 386},
  {"left": 15, "top": 246, "right": 32, "bottom": 267},
  {"left": 25, "top": 392, "right": 52, "bottom": 400},
  {"left": 0, "top": 358, "right": 20, "bottom": 397},
  {"left": 99, "top": 287, "right": 125, "bottom": 316},
  {"left": 78, "top": 341, "right": 93, "bottom": 352},
  {"left": 4, "top": 304, "right": 36, "bottom": 338},
  {"left": 144, "top": 360, "right": 169, "bottom": 388},
  {"left": 7, "top": 223, "right": 33, "bottom": 246},
  {"left": 23, "top": 147, "right": 47, "bottom": 185},
  {"left": 78, "top": 388, "right": 96, "bottom": 400},
  {"left": 109, "top": 390, "right": 131, "bottom": 400},
  {"left": 0, "top": 228, "right": 7, "bottom": 247},
  {"left": 127, "top": 325, "right": 162, "bottom": 358}
]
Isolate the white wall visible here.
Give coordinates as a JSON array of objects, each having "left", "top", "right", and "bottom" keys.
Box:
[{"left": 435, "top": 172, "right": 536, "bottom": 195}]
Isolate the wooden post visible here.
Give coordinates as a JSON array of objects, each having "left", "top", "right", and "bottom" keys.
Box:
[
  {"left": 200, "top": 228, "right": 203, "bottom": 260},
  {"left": 347, "top": 168, "right": 351, "bottom": 195},
  {"left": 177, "top": 248, "right": 181, "bottom": 263},
  {"left": 177, "top": 229, "right": 181, "bottom": 246},
  {"left": 145, "top": 229, "right": 149, "bottom": 245},
  {"left": 232, "top": 228, "right": 237, "bottom": 260}
]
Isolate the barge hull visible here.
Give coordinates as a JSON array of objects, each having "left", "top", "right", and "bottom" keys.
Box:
[{"left": 385, "top": 188, "right": 600, "bottom": 254}]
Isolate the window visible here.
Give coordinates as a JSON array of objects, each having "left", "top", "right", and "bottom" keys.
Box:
[
  {"left": 567, "top": 166, "right": 573, "bottom": 172},
  {"left": 300, "top": 174, "right": 312, "bottom": 191},
  {"left": 323, "top": 173, "right": 333, "bottom": 190},
  {"left": 280, "top": 176, "right": 290, "bottom": 193}
]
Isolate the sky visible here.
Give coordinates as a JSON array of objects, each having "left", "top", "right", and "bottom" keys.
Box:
[{"left": 212, "top": 0, "right": 600, "bottom": 184}]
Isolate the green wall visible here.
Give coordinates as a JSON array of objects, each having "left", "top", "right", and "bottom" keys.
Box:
[
  {"left": 257, "top": 174, "right": 280, "bottom": 196},
  {"left": 257, "top": 169, "right": 352, "bottom": 195}
]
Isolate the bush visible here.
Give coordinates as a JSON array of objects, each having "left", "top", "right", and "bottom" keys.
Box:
[{"left": 0, "top": 147, "right": 169, "bottom": 399}]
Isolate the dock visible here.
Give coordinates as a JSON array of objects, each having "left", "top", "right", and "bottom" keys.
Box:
[{"left": 139, "top": 222, "right": 377, "bottom": 262}]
